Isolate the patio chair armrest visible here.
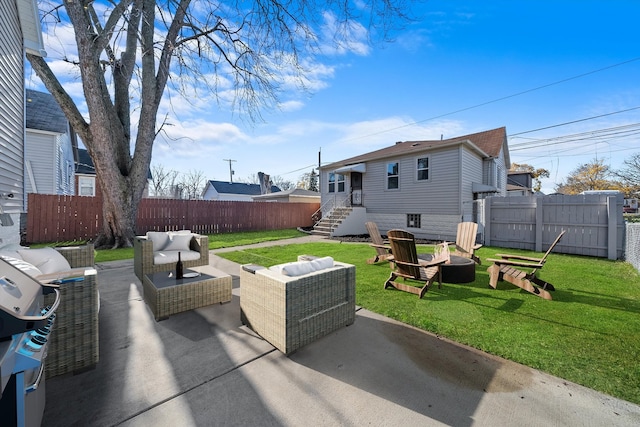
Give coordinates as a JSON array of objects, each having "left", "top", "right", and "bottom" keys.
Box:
[
  {"left": 370, "top": 243, "right": 391, "bottom": 250},
  {"left": 472, "top": 243, "right": 483, "bottom": 250},
  {"left": 486, "top": 258, "right": 544, "bottom": 269},
  {"left": 396, "top": 258, "right": 445, "bottom": 269},
  {"left": 495, "top": 253, "right": 543, "bottom": 263}
]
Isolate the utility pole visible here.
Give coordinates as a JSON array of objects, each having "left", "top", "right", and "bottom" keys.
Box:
[{"left": 223, "top": 159, "right": 236, "bottom": 183}]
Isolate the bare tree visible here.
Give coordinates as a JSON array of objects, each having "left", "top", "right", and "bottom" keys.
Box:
[
  {"left": 271, "top": 175, "right": 294, "bottom": 191},
  {"left": 612, "top": 153, "right": 640, "bottom": 198},
  {"left": 179, "top": 169, "right": 207, "bottom": 199},
  {"left": 150, "top": 164, "right": 179, "bottom": 197},
  {"left": 297, "top": 170, "right": 318, "bottom": 191},
  {"left": 28, "top": 1, "right": 410, "bottom": 248}
]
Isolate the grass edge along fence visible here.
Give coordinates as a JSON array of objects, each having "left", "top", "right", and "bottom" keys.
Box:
[{"left": 26, "top": 194, "right": 319, "bottom": 244}]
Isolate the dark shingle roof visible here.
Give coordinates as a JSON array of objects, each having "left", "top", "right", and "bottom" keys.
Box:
[
  {"left": 26, "top": 89, "right": 69, "bottom": 134},
  {"left": 208, "top": 180, "right": 280, "bottom": 195},
  {"left": 76, "top": 149, "right": 95, "bottom": 175},
  {"left": 321, "top": 127, "right": 508, "bottom": 170}
]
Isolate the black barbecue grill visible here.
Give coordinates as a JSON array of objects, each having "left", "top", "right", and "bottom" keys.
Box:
[{"left": 0, "top": 258, "right": 60, "bottom": 427}]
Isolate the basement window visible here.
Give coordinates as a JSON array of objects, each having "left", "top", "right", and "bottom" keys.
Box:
[{"left": 407, "top": 214, "right": 421, "bottom": 228}]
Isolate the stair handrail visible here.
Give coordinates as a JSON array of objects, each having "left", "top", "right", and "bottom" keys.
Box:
[{"left": 312, "top": 192, "right": 352, "bottom": 229}]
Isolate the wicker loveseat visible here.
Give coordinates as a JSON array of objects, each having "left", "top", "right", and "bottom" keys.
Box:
[
  {"left": 240, "top": 256, "right": 356, "bottom": 355},
  {"left": 133, "top": 231, "right": 209, "bottom": 281},
  {"left": 0, "top": 243, "right": 99, "bottom": 377}
]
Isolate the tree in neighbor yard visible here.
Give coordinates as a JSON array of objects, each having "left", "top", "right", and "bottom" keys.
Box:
[
  {"left": 554, "top": 158, "right": 623, "bottom": 194},
  {"left": 611, "top": 153, "right": 640, "bottom": 198},
  {"left": 509, "top": 163, "right": 550, "bottom": 193},
  {"left": 28, "top": 1, "right": 411, "bottom": 248}
]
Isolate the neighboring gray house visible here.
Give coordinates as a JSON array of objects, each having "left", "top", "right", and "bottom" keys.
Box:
[
  {"left": 317, "top": 127, "right": 510, "bottom": 240},
  {"left": 507, "top": 171, "right": 535, "bottom": 197},
  {"left": 252, "top": 188, "right": 320, "bottom": 203},
  {"left": 202, "top": 180, "right": 281, "bottom": 202},
  {"left": 25, "top": 89, "right": 76, "bottom": 196},
  {"left": 0, "top": 0, "right": 46, "bottom": 246}
]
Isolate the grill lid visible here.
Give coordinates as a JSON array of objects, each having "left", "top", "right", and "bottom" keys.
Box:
[{"left": 0, "top": 259, "right": 60, "bottom": 339}]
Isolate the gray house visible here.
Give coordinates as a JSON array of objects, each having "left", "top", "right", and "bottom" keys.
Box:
[
  {"left": 317, "top": 127, "right": 510, "bottom": 240},
  {"left": 202, "top": 180, "right": 281, "bottom": 202},
  {"left": 0, "top": 0, "right": 46, "bottom": 246},
  {"left": 25, "top": 89, "right": 76, "bottom": 197}
]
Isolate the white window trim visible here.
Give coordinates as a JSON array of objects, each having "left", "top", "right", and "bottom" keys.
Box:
[
  {"left": 328, "top": 173, "right": 346, "bottom": 193},
  {"left": 416, "top": 155, "right": 430, "bottom": 182},
  {"left": 386, "top": 161, "right": 400, "bottom": 190},
  {"left": 78, "top": 176, "right": 96, "bottom": 197}
]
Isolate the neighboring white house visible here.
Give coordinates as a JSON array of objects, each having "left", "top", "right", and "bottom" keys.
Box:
[
  {"left": 75, "top": 148, "right": 97, "bottom": 197},
  {"left": 25, "top": 89, "right": 76, "bottom": 197},
  {"left": 202, "top": 180, "right": 281, "bottom": 202},
  {"left": 318, "top": 127, "right": 511, "bottom": 240},
  {"left": 0, "top": 0, "right": 46, "bottom": 246},
  {"left": 252, "top": 188, "right": 320, "bottom": 203}
]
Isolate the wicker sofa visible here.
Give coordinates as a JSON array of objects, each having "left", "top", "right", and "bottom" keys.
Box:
[
  {"left": 240, "top": 256, "right": 356, "bottom": 355},
  {"left": 0, "top": 244, "right": 99, "bottom": 378},
  {"left": 133, "top": 231, "right": 209, "bottom": 282}
]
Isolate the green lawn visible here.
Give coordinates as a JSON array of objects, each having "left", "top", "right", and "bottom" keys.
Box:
[
  {"left": 216, "top": 241, "right": 640, "bottom": 406},
  {"left": 34, "top": 228, "right": 308, "bottom": 263},
  {"left": 35, "top": 230, "right": 640, "bottom": 404}
]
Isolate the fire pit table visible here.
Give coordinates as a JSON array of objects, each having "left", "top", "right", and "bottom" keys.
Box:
[
  {"left": 419, "top": 254, "right": 476, "bottom": 283},
  {"left": 143, "top": 264, "right": 232, "bottom": 321}
]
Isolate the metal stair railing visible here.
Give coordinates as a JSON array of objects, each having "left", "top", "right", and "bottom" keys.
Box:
[{"left": 312, "top": 192, "right": 352, "bottom": 232}]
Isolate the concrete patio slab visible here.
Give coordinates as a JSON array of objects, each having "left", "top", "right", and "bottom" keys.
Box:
[{"left": 41, "top": 240, "right": 640, "bottom": 426}]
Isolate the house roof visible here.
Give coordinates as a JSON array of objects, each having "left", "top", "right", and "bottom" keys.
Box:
[
  {"left": 26, "top": 89, "right": 68, "bottom": 134},
  {"left": 206, "top": 180, "right": 281, "bottom": 196},
  {"left": 17, "top": 0, "right": 46, "bottom": 56},
  {"left": 252, "top": 188, "right": 319, "bottom": 200},
  {"left": 76, "top": 149, "right": 96, "bottom": 175},
  {"left": 321, "top": 127, "right": 508, "bottom": 170}
]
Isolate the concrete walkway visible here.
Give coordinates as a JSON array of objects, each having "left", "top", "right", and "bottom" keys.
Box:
[{"left": 42, "top": 237, "right": 640, "bottom": 426}]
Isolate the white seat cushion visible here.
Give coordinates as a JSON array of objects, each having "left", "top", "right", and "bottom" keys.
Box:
[
  {"left": 17, "top": 247, "right": 72, "bottom": 275},
  {"left": 154, "top": 250, "right": 201, "bottom": 265}
]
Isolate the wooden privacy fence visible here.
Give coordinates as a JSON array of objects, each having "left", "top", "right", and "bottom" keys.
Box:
[
  {"left": 479, "top": 194, "right": 625, "bottom": 260},
  {"left": 26, "top": 194, "right": 319, "bottom": 243}
]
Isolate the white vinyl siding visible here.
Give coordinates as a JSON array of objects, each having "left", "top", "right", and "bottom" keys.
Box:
[
  {"left": 0, "top": 1, "right": 25, "bottom": 213},
  {"left": 364, "top": 148, "right": 462, "bottom": 214},
  {"left": 25, "top": 132, "right": 56, "bottom": 194}
]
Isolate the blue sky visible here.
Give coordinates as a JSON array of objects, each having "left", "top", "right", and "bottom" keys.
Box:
[{"left": 28, "top": 1, "right": 640, "bottom": 194}]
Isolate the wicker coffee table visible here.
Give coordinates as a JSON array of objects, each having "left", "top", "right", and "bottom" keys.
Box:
[{"left": 143, "top": 265, "right": 232, "bottom": 321}]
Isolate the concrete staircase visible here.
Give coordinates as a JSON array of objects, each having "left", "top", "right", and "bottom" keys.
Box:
[{"left": 311, "top": 207, "right": 353, "bottom": 236}]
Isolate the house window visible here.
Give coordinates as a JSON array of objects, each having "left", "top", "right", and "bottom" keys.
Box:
[
  {"left": 387, "top": 162, "right": 399, "bottom": 189},
  {"left": 79, "top": 176, "right": 96, "bottom": 196},
  {"left": 328, "top": 173, "right": 345, "bottom": 193},
  {"left": 417, "top": 157, "right": 429, "bottom": 181},
  {"left": 407, "top": 214, "right": 421, "bottom": 228}
]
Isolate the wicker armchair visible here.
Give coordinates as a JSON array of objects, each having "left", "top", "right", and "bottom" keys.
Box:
[
  {"left": 43, "top": 244, "right": 99, "bottom": 378},
  {"left": 133, "top": 233, "right": 209, "bottom": 281},
  {"left": 240, "top": 256, "right": 356, "bottom": 355}
]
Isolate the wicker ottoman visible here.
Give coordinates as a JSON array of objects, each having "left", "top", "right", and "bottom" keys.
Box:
[
  {"left": 143, "top": 264, "right": 232, "bottom": 321},
  {"left": 240, "top": 259, "right": 356, "bottom": 355}
]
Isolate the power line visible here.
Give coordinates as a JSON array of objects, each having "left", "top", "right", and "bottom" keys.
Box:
[
  {"left": 342, "top": 57, "right": 640, "bottom": 142},
  {"left": 508, "top": 106, "right": 640, "bottom": 137}
]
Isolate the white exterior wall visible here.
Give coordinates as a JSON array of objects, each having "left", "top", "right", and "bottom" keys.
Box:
[
  {"left": 0, "top": 1, "right": 25, "bottom": 246},
  {"left": 25, "top": 130, "right": 56, "bottom": 193},
  {"left": 366, "top": 212, "right": 461, "bottom": 241}
]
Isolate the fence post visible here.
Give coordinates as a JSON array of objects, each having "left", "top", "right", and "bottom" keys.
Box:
[
  {"left": 484, "top": 197, "right": 491, "bottom": 246},
  {"left": 607, "top": 196, "right": 617, "bottom": 260},
  {"left": 535, "top": 196, "right": 543, "bottom": 252}
]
